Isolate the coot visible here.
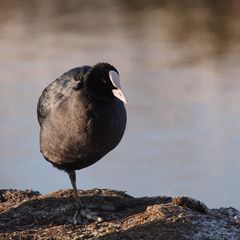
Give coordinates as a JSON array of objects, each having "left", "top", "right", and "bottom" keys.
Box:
[{"left": 37, "top": 63, "right": 127, "bottom": 223}]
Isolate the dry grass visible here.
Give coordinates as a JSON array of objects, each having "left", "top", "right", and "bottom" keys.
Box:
[{"left": 0, "top": 189, "right": 239, "bottom": 239}]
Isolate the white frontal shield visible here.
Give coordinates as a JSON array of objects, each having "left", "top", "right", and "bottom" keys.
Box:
[{"left": 109, "top": 70, "right": 128, "bottom": 104}]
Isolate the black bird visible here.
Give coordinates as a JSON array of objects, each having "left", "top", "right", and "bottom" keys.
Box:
[{"left": 37, "top": 63, "right": 127, "bottom": 223}]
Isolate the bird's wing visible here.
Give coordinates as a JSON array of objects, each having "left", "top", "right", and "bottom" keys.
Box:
[{"left": 37, "top": 66, "right": 91, "bottom": 125}]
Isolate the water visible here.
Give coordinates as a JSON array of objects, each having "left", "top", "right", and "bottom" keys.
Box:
[{"left": 1, "top": 0, "right": 240, "bottom": 209}]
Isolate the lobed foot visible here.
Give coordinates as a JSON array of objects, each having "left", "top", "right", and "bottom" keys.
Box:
[{"left": 73, "top": 206, "right": 103, "bottom": 225}]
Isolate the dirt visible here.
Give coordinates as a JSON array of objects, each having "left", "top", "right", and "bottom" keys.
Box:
[{"left": 0, "top": 189, "right": 240, "bottom": 239}]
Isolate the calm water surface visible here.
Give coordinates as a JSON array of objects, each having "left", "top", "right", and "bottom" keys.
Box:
[{"left": 1, "top": 1, "right": 240, "bottom": 209}]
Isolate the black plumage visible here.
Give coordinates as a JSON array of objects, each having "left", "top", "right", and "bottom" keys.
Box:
[{"left": 37, "top": 63, "right": 127, "bottom": 223}]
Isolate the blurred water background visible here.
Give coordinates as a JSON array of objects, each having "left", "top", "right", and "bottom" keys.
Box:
[{"left": 1, "top": 0, "right": 240, "bottom": 209}]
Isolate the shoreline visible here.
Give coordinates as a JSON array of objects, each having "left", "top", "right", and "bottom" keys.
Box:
[{"left": 0, "top": 189, "right": 239, "bottom": 239}]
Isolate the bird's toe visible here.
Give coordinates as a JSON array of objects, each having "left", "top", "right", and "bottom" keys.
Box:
[{"left": 73, "top": 207, "right": 103, "bottom": 225}]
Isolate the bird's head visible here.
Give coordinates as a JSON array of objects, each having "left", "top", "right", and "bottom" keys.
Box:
[{"left": 84, "top": 63, "right": 128, "bottom": 104}]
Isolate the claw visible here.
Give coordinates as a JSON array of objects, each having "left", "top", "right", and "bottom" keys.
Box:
[{"left": 72, "top": 207, "right": 103, "bottom": 224}]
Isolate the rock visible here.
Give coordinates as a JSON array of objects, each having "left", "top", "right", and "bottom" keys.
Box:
[{"left": 0, "top": 189, "right": 239, "bottom": 239}]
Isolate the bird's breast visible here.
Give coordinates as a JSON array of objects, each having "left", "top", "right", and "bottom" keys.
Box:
[{"left": 40, "top": 94, "right": 126, "bottom": 167}]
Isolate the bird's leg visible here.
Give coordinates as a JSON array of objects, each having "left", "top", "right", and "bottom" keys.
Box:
[
  {"left": 67, "top": 170, "right": 103, "bottom": 224},
  {"left": 68, "top": 170, "right": 83, "bottom": 208}
]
